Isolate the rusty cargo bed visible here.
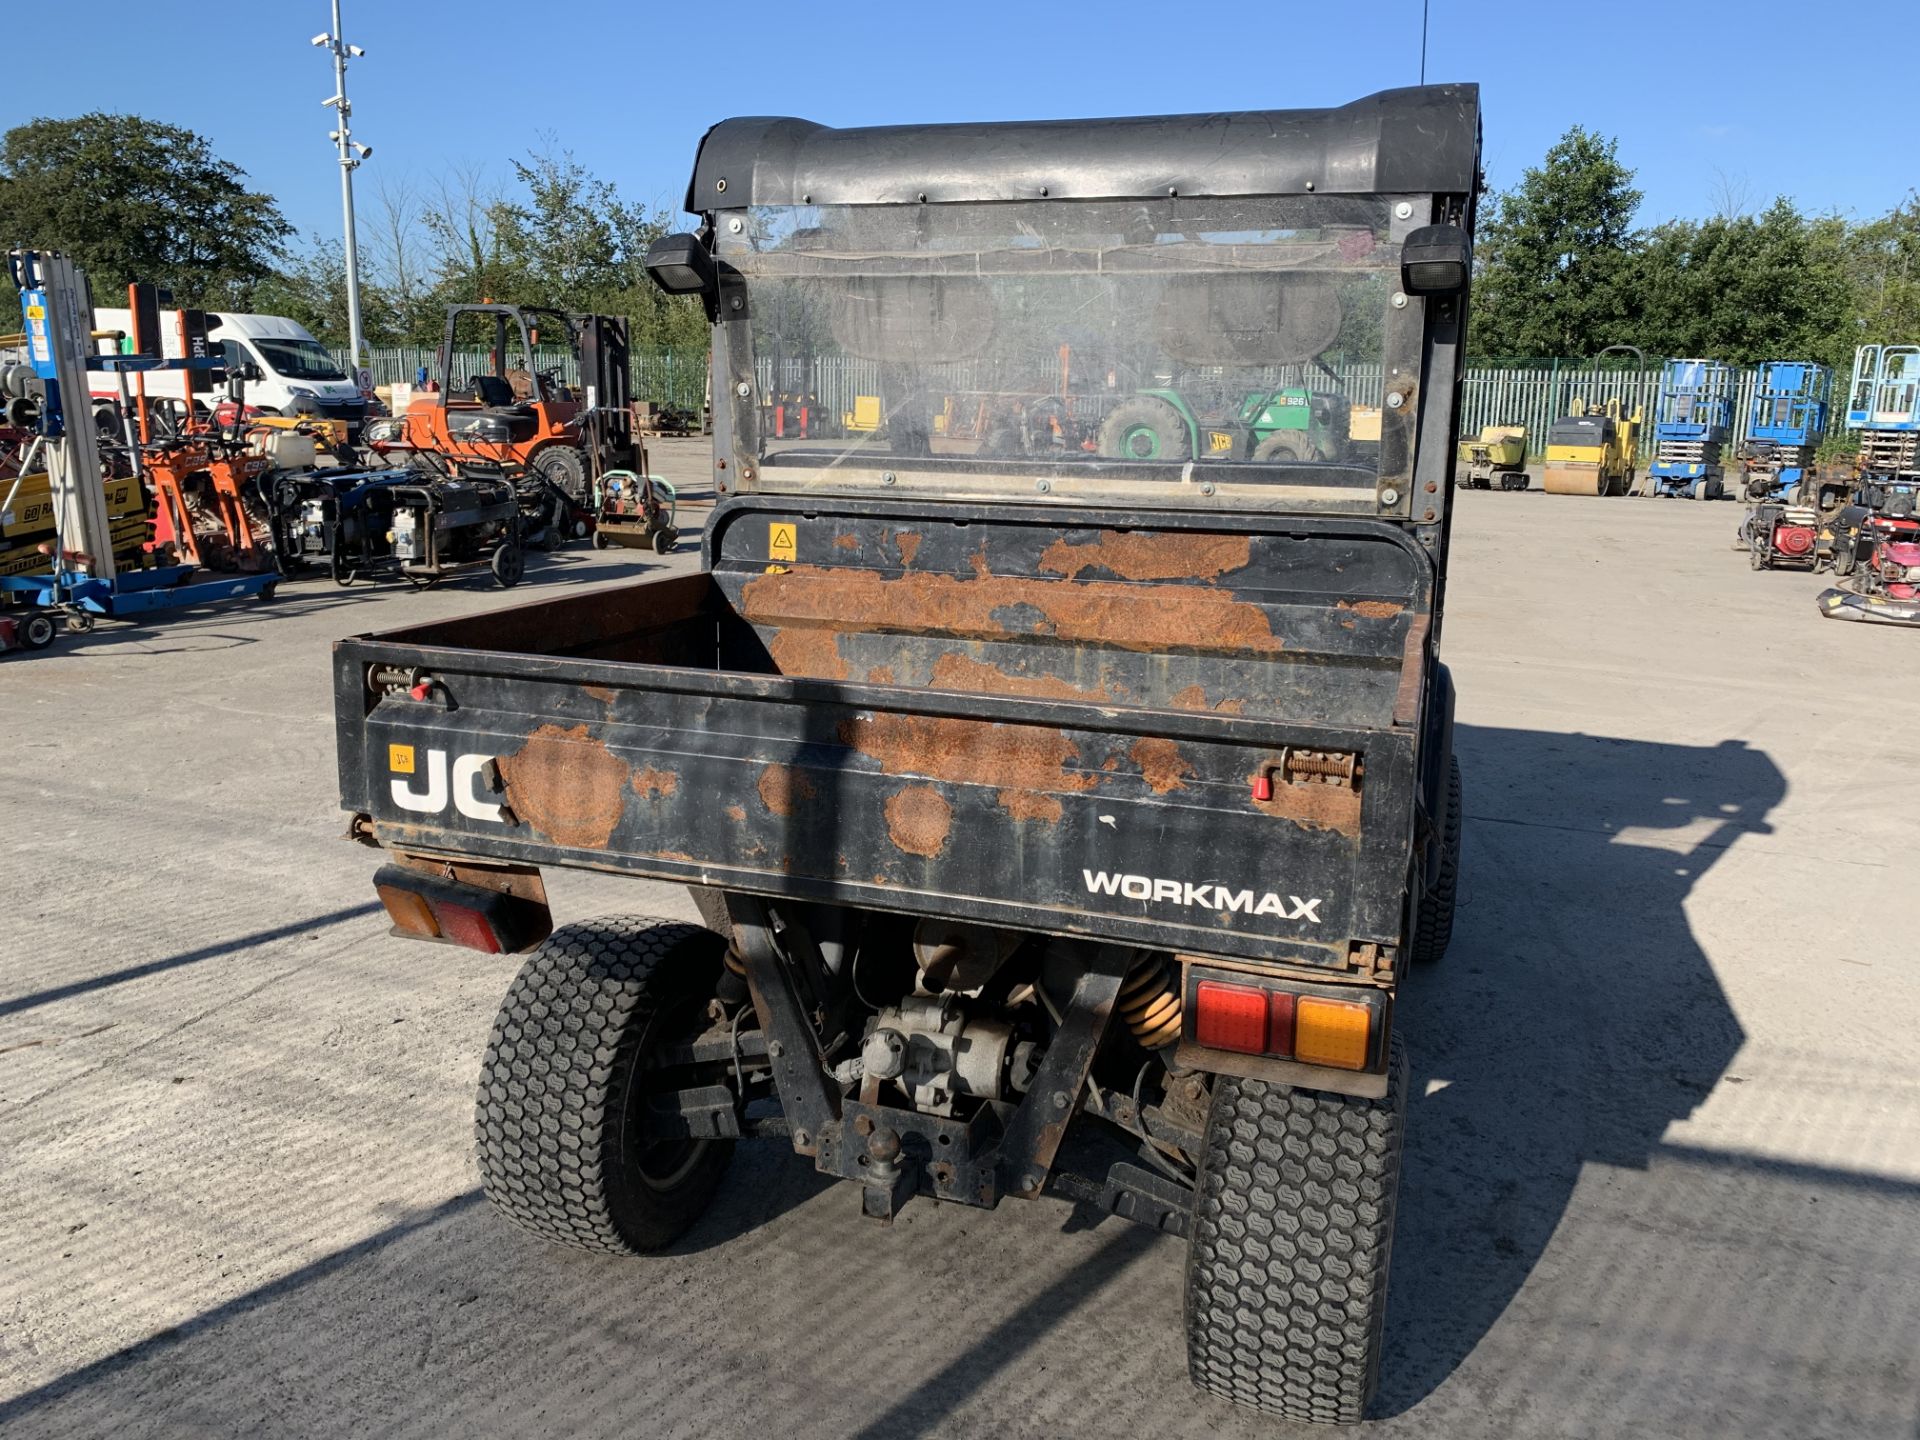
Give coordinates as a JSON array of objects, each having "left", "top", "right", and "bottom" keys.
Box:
[{"left": 335, "top": 498, "right": 1440, "bottom": 972}]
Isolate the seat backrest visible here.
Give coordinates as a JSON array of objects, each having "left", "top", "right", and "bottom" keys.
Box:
[{"left": 470, "top": 374, "right": 516, "bottom": 407}]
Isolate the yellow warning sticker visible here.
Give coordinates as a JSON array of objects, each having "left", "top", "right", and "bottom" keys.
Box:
[
  {"left": 25, "top": 304, "right": 44, "bottom": 319},
  {"left": 389, "top": 744, "right": 415, "bottom": 774},
  {"left": 769, "top": 522, "right": 797, "bottom": 562}
]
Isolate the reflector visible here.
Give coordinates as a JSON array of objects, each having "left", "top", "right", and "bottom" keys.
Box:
[
  {"left": 433, "top": 900, "right": 504, "bottom": 955},
  {"left": 375, "top": 883, "right": 439, "bottom": 939}
]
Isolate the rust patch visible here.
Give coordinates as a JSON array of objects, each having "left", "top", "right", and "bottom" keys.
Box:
[
  {"left": 894, "top": 530, "right": 922, "bottom": 567},
  {"left": 1248, "top": 767, "right": 1362, "bottom": 836},
  {"left": 1039, "top": 530, "right": 1252, "bottom": 582},
  {"left": 998, "top": 790, "right": 1064, "bottom": 824},
  {"left": 499, "top": 724, "right": 627, "bottom": 850},
  {"left": 1132, "top": 737, "right": 1193, "bottom": 794},
  {"left": 1169, "top": 684, "right": 1245, "bottom": 714},
  {"left": 725, "top": 804, "right": 747, "bottom": 822},
  {"left": 1393, "top": 612, "right": 1432, "bottom": 727},
  {"left": 928, "top": 652, "right": 1115, "bottom": 704},
  {"left": 838, "top": 711, "right": 1093, "bottom": 824},
  {"left": 582, "top": 684, "right": 615, "bottom": 704},
  {"left": 833, "top": 532, "right": 860, "bottom": 551},
  {"left": 767, "top": 626, "right": 851, "bottom": 680},
  {"left": 1337, "top": 599, "right": 1405, "bottom": 620},
  {"left": 757, "top": 763, "right": 817, "bottom": 816},
  {"left": 654, "top": 850, "right": 696, "bottom": 863},
  {"left": 632, "top": 767, "right": 678, "bottom": 801},
  {"left": 740, "top": 566, "right": 1286, "bottom": 656},
  {"left": 867, "top": 665, "right": 897, "bottom": 686},
  {"left": 883, "top": 785, "right": 952, "bottom": 857}
]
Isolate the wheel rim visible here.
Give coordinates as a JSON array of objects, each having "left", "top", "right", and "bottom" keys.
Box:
[
  {"left": 623, "top": 996, "right": 716, "bottom": 1193},
  {"left": 1120, "top": 425, "right": 1160, "bottom": 459}
]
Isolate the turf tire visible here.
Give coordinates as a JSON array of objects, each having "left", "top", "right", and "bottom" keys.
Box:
[
  {"left": 475, "top": 917, "right": 734, "bottom": 1254},
  {"left": 1186, "top": 1039, "right": 1409, "bottom": 1423}
]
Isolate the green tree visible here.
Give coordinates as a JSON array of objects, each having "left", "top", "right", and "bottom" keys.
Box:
[
  {"left": 1629, "top": 200, "right": 1852, "bottom": 365},
  {"left": 1470, "top": 127, "right": 1643, "bottom": 359},
  {"left": 1844, "top": 192, "right": 1920, "bottom": 347},
  {"left": 0, "top": 113, "right": 289, "bottom": 303}
]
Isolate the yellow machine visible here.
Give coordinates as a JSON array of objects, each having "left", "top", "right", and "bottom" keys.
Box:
[
  {"left": 0, "top": 468, "right": 150, "bottom": 579},
  {"left": 841, "top": 395, "right": 882, "bottom": 433},
  {"left": 1458, "top": 424, "right": 1529, "bottom": 489},
  {"left": 1542, "top": 399, "right": 1642, "bottom": 496}
]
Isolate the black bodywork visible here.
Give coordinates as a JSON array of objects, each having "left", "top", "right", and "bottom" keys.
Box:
[{"left": 337, "top": 84, "right": 1477, "bottom": 1185}]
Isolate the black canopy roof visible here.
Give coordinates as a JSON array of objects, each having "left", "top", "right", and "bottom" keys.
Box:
[{"left": 685, "top": 85, "right": 1479, "bottom": 212}]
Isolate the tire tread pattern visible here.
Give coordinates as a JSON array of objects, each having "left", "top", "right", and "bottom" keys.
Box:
[
  {"left": 1185, "top": 1040, "right": 1409, "bottom": 1423},
  {"left": 1410, "top": 756, "right": 1462, "bottom": 964},
  {"left": 474, "top": 916, "right": 730, "bottom": 1255}
]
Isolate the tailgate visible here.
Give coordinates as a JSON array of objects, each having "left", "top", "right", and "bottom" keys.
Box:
[{"left": 336, "top": 499, "right": 1434, "bottom": 971}]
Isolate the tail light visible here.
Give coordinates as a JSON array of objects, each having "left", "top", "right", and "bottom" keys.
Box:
[
  {"left": 1187, "top": 967, "right": 1383, "bottom": 1072},
  {"left": 373, "top": 864, "right": 552, "bottom": 954}
]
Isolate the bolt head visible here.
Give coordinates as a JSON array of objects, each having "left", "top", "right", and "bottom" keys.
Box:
[
  {"left": 1385, "top": 392, "right": 1405, "bottom": 409},
  {"left": 767, "top": 1040, "right": 783, "bottom": 1058},
  {"left": 1394, "top": 201, "right": 1414, "bottom": 219},
  {"left": 792, "top": 1129, "right": 809, "bottom": 1147},
  {"left": 736, "top": 382, "right": 751, "bottom": 397},
  {"left": 728, "top": 217, "right": 743, "bottom": 233},
  {"left": 1380, "top": 487, "right": 1401, "bottom": 506},
  {"left": 1391, "top": 293, "right": 1409, "bottom": 310}
]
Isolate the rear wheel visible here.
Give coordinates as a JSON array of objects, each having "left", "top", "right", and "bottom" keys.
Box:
[
  {"left": 652, "top": 527, "right": 678, "bottom": 555},
  {"left": 1410, "top": 756, "right": 1461, "bottom": 964},
  {"left": 1186, "top": 1040, "right": 1409, "bottom": 1423},
  {"left": 1096, "top": 397, "right": 1190, "bottom": 461},
  {"left": 475, "top": 917, "right": 735, "bottom": 1254}
]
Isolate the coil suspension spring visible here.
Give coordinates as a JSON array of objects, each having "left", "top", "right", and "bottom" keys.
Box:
[{"left": 1118, "top": 953, "right": 1182, "bottom": 1049}]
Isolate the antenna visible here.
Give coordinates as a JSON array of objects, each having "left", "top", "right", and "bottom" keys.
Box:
[{"left": 1421, "top": 0, "right": 1430, "bottom": 83}]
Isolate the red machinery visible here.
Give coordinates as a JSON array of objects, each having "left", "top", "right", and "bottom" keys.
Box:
[{"left": 1744, "top": 503, "right": 1820, "bottom": 570}]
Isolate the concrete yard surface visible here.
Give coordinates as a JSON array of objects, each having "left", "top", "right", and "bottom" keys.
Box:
[{"left": 2, "top": 482, "right": 1917, "bottom": 1439}]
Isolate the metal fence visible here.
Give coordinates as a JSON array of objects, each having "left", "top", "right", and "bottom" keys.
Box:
[{"left": 351, "top": 346, "right": 1776, "bottom": 458}]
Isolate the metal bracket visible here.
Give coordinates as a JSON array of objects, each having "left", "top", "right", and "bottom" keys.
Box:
[
  {"left": 728, "top": 893, "right": 840, "bottom": 1155},
  {"left": 995, "top": 945, "right": 1130, "bottom": 1198}
]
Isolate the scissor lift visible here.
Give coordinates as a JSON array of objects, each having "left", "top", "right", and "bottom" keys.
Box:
[
  {"left": 1846, "top": 344, "right": 1920, "bottom": 484},
  {"left": 1738, "top": 361, "right": 1830, "bottom": 503},
  {"left": 1647, "top": 358, "right": 1735, "bottom": 499}
]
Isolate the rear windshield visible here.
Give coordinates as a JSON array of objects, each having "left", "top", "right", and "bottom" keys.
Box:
[{"left": 719, "top": 196, "right": 1406, "bottom": 509}]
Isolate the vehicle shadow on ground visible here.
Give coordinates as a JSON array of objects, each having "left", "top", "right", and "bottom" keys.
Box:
[
  {"left": 1376, "top": 724, "right": 1778, "bottom": 1415},
  {"left": 0, "top": 728, "right": 1804, "bottom": 1439}
]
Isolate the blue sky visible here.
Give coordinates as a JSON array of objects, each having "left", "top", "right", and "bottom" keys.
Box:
[{"left": 8, "top": 0, "right": 1917, "bottom": 250}]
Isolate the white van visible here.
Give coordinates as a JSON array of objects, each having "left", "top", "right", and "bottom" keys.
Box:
[{"left": 89, "top": 310, "right": 370, "bottom": 434}]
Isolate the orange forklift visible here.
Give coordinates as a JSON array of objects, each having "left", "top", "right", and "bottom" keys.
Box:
[{"left": 364, "top": 304, "right": 636, "bottom": 511}]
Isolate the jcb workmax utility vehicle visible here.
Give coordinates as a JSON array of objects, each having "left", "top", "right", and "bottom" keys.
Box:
[{"left": 334, "top": 85, "right": 1479, "bottom": 1424}]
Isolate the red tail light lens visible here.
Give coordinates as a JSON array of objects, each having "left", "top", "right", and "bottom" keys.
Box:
[
  {"left": 433, "top": 900, "right": 505, "bottom": 954},
  {"left": 1193, "top": 981, "right": 1270, "bottom": 1054}
]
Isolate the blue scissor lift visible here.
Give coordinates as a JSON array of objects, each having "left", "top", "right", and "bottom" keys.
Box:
[
  {"left": 1737, "top": 361, "right": 1829, "bottom": 503},
  {"left": 1647, "top": 358, "right": 1736, "bottom": 499},
  {"left": 1846, "top": 344, "right": 1920, "bottom": 484},
  {"left": 0, "top": 250, "right": 277, "bottom": 631}
]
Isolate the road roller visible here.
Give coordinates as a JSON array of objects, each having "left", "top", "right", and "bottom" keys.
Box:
[{"left": 1542, "top": 398, "right": 1641, "bottom": 496}]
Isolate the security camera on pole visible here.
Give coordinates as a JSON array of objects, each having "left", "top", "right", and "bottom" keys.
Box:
[{"left": 312, "top": 4, "right": 372, "bottom": 399}]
